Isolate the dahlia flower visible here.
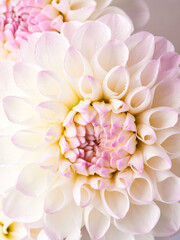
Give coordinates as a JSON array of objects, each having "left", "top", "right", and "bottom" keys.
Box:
[
  {"left": 0, "top": 0, "right": 149, "bottom": 60},
  {"left": 0, "top": 13, "right": 180, "bottom": 240}
]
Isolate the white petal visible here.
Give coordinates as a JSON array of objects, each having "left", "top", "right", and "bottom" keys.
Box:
[
  {"left": 35, "top": 32, "right": 69, "bottom": 75},
  {"left": 98, "top": 13, "right": 133, "bottom": 41},
  {"left": 126, "top": 32, "right": 154, "bottom": 73},
  {"left": 44, "top": 182, "right": 73, "bottom": 214},
  {"left": 12, "top": 129, "right": 44, "bottom": 150},
  {"left": 44, "top": 203, "right": 82, "bottom": 240},
  {"left": 171, "top": 157, "right": 180, "bottom": 178},
  {"left": 45, "top": 124, "right": 62, "bottom": 143},
  {"left": 71, "top": 21, "right": 111, "bottom": 61},
  {"left": 61, "top": 21, "right": 82, "bottom": 43},
  {"left": 137, "top": 107, "right": 178, "bottom": 130},
  {"left": 0, "top": 135, "right": 22, "bottom": 166},
  {"left": 128, "top": 171, "right": 154, "bottom": 203},
  {"left": 3, "top": 189, "right": 44, "bottom": 223},
  {"left": 114, "top": 169, "right": 133, "bottom": 189},
  {"left": 137, "top": 124, "right": 157, "bottom": 145},
  {"left": 36, "top": 101, "right": 69, "bottom": 123},
  {"left": 156, "top": 171, "right": 180, "bottom": 203},
  {"left": 13, "top": 62, "right": 40, "bottom": 96},
  {"left": 142, "top": 144, "right": 172, "bottom": 171},
  {"left": 84, "top": 205, "right": 110, "bottom": 239},
  {"left": 79, "top": 75, "right": 103, "bottom": 100},
  {"left": 103, "top": 66, "right": 129, "bottom": 99},
  {"left": 16, "top": 163, "right": 49, "bottom": 197},
  {"left": 101, "top": 188, "right": 129, "bottom": 219},
  {"left": 156, "top": 128, "right": 180, "bottom": 156},
  {"left": 103, "top": 224, "right": 134, "bottom": 240},
  {"left": 135, "top": 234, "right": 154, "bottom": 240},
  {"left": 73, "top": 176, "right": 95, "bottom": 208},
  {"left": 153, "top": 202, "right": 180, "bottom": 237},
  {"left": 37, "top": 230, "right": 50, "bottom": 240},
  {"left": 128, "top": 149, "right": 144, "bottom": 173},
  {"left": 125, "top": 87, "right": 151, "bottom": 114},
  {"left": 115, "top": 203, "right": 160, "bottom": 234},
  {"left": 152, "top": 78, "right": 180, "bottom": 109},
  {"left": 39, "top": 144, "right": 59, "bottom": 169},
  {"left": 3, "top": 96, "right": 36, "bottom": 124},
  {"left": 153, "top": 36, "right": 175, "bottom": 60}
]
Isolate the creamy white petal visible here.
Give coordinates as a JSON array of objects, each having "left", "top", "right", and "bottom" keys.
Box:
[
  {"left": 142, "top": 144, "right": 172, "bottom": 171},
  {"left": 3, "top": 189, "right": 44, "bottom": 223},
  {"left": 73, "top": 176, "right": 95, "bottom": 208},
  {"left": 44, "top": 203, "right": 82, "bottom": 240},
  {"left": 114, "top": 169, "right": 133, "bottom": 189},
  {"left": 125, "top": 87, "right": 151, "bottom": 114},
  {"left": 71, "top": 21, "right": 111, "bottom": 61},
  {"left": 79, "top": 75, "right": 103, "bottom": 100},
  {"left": 36, "top": 101, "right": 69, "bottom": 123},
  {"left": 137, "top": 124, "right": 157, "bottom": 145},
  {"left": 137, "top": 107, "right": 178, "bottom": 130},
  {"left": 84, "top": 205, "right": 110, "bottom": 239},
  {"left": 114, "top": 203, "right": 160, "bottom": 234},
  {"left": 128, "top": 149, "right": 144, "bottom": 173},
  {"left": 128, "top": 171, "right": 154, "bottom": 203},
  {"left": 98, "top": 13, "right": 133, "bottom": 41},
  {"left": 16, "top": 163, "right": 50, "bottom": 197},
  {"left": 155, "top": 171, "right": 180, "bottom": 203},
  {"left": 35, "top": 32, "right": 69, "bottom": 75},
  {"left": 39, "top": 144, "right": 59, "bottom": 169},
  {"left": 44, "top": 182, "right": 73, "bottom": 214},
  {"left": 152, "top": 202, "right": 180, "bottom": 237},
  {"left": 101, "top": 188, "right": 129, "bottom": 219},
  {"left": 103, "top": 66, "right": 129, "bottom": 99}
]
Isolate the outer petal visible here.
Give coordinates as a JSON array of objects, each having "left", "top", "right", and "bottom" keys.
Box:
[
  {"left": 152, "top": 202, "right": 180, "bottom": 237},
  {"left": 114, "top": 203, "right": 160, "bottom": 234},
  {"left": 35, "top": 32, "right": 69, "bottom": 75},
  {"left": 98, "top": 13, "right": 133, "bottom": 41},
  {"left": 3, "top": 189, "right": 44, "bottom": 223},
  {"left": 71, "top": 21, "right": 111, "bottom": 61}
]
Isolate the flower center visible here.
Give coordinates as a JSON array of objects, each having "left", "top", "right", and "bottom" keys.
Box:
[{"left": 60, "top": 101, "right": 137, "bottom": 178}]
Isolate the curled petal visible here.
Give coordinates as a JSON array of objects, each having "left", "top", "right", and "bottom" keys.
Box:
[
  {"left": 89, "top": 176, "right": 110, "bottom": 190},
  {"left": 98, "top": 13, "right": 133, "bottom": 41},
  {"left": 156, "top": 128, "right": 180, "bottom": 156},
  {"left": 128, "top": 149, "right": 144, "bottom": 173},
  {"left": 152, "top": 202, "right": 180, "bottom": 237},
  {"left": 103, "top": 66, "right": 129, "bottom": 100},
  {"left": 114, "top": 203, "right": 160, "bottom": 234},
  {"left": 142, "top": 144, "right": 172, "bottom": 171},
  {"left": 59, "top": 158, "right": 74, "bottom": 178},
  {"left": 137, "top": 123, "right": 157, "bottom": 145},
  {"left": 101, "top": 188, "right": 129, "bottom": 219},
  {"left": 155, "top": 171, "right": 180, "bottom": 203},
  {"left": 128, "top": 171, "right": 154, "bottom": 203},
  {"left": 126, "top": 32, "right": 154, "bottom": 73},
  {"left": 84, "top": 205, "right": 110, "bottom": 239},
  {"left": 79, "top": 75, "right": 103, "bottom": 101},
  {"left": 114, "top": 169, "right": 133, "bottom": 189},
  {"left": 71, "top": 21, "right": 111, "bottom": 61},
  {"left": 36, "top": 101, "right": 69, "bottom": 123},
  {"left": 73, "top": 176, "right": 95, "bottom": 208},
  {"left": 103, "top": 224, "right": 134, "bottom": 240},
  {"left": 44, "top": 182, "right": 73, "bottom": 214},
  {"left": 61, "top": 21, "right": 83, "bottom": 43},
  {"left": 16, "top": 163, "right": 50, "bottom": 197},
  {"left": 125, "top": 87, "right": 151, "bottom": 114},
  {"left": 137, "top": 107, "right": 178, "bottom": 130}
]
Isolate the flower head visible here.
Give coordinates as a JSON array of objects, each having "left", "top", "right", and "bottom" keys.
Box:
[
  {"left": 0, "top": 13, "right": 180, "bottom": 240},
  {"left": 0, "top": 0, "right": 149, "bottom": 60}
]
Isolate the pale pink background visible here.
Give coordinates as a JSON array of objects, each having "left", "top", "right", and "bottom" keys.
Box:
[{"left": 142, "top": 1, "right": 180, "bottom": 239}]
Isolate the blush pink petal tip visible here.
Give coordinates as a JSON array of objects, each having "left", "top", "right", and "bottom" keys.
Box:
[{"left": 0, "top": 9, "right": 180, "bottom": 240}]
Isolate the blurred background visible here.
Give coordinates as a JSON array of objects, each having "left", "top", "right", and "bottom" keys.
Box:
[{"left": 142, "top": 1, "right": 180, "bottom": 239}]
